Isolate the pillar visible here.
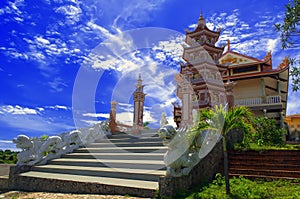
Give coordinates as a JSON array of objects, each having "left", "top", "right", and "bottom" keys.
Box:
[
  {"left": 277, "top": 79, "right": 281, "bottom": 95},
  {"left": 261, "top": 78, "right": 266, "bottom": 103}
]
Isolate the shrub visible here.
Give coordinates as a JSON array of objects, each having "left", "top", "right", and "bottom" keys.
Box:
[{"left": 252, "top": 117, "right": 286, "bottom": 146}]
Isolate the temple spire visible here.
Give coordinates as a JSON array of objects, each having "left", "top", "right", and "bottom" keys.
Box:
[
  {"left": 227, "top": 39, "right": 231, "bottom": 52},
  {"left": 198, "top": 11, "right": 206, "bottom": 27}
]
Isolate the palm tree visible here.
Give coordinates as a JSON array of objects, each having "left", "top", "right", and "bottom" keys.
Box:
[{"left": 190, "top": 104, "right": 254, "bottom": 194}]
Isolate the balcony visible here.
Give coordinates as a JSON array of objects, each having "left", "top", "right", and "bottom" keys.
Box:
[{"left": 235, "top": 95, "right": 281, "bottom": 107}]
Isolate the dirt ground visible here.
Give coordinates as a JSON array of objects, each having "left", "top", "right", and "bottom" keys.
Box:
[{"left": 0, "top": 191, "right": 148, "bottom": 199}]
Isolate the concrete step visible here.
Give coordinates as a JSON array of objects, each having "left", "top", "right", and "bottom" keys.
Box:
[
  {"left": 94, "top": 137, "right": 163, "bottom": 143},
  {"left": 12, "top": 130, "right": 167, "bottom": 198},
  {"left": 75, "top": 146, "right": 167, "bottom": 153},
  {"left": 18, "top": 171, "right": 158, "bottom": 197},
  {"left": 61, "top": 152, "right": 165, "bottom": 160},
  {"left": 31, "top": 165, "right": 165, "bottom": 181},
  {"left": 87, "top": 141, "right": 164, "bottom": 147},
  {"left": 48, "top": 158, "right": 166, "bottom": 170},
  {"left": 107, "top": 133, "right": 159, "bottom": 139}
]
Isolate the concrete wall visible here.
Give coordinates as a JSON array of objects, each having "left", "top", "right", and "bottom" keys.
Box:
[
  {"left": 159, "top": 140, "right": 223, "bottom": 198},
  {"left": 0, "top": 164, "right": 15, "bottom": 191},
  {"left": 233, "top": 79, "right": 261, "bottom": 99}
]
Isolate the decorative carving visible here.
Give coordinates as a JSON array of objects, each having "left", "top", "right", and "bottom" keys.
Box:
[
  {"left": 13, "top": 120, "right": 110, "bottom": 166},
  {"left": 278, "top": 57, "right": 289, "bottom": 69},
  {"left": 158, "top": 125, "right": 204, "bottom": 177}
]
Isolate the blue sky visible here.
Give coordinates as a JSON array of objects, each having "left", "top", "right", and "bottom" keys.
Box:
[{"left": 1, "top": 0, "right": 299, "bottom": 150}]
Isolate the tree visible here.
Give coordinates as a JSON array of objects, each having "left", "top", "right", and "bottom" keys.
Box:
[
  {"left": 190, "top": 105, "right": 254, "bottom": 194},
  {"left": 252, "top": 117, "right": 287, "bottom": 146},
  {"left": 275, "top": 0, "right": 300, "bottom": 91},
  {"left": 143, "top": 121, "right": 150, "bottom": 129}
]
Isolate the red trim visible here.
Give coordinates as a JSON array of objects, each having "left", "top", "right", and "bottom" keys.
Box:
[
  {"left": 221, "top": 51, "right": 263, "bottom": 63},
  {"left": 223, "top": 65, "right": 289, "bottom": 80}
]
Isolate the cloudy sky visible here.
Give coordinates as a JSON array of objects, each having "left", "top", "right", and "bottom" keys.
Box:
[{"left": 1, "top": 0, "right": 299, "bottom": 150}]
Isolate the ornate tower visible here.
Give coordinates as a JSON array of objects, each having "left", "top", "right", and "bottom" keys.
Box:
[
  {"left": 175, "top": 14, "right": 231, "bottom": 127},
  {"left": 133, "top": 74, "right": 146, "bottom": 127},
  {"left": 109, "top": 101, "right": 119, "bottom": 132}
]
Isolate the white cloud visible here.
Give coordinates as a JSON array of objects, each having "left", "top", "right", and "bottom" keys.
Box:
[
  {"left": 45, "top": 105, "right": 69, "bottom": 110},
  {"left": 0, "top": 140, "right": 19, "bottom": 151},
  {"left": 48, "top": 77, "right": 68, "bottom": 92},
  {"left": 206, "top": 10, "right": 284, "bottom": 63},
  {"left": 82, "top": 113, "right": 109, "bottom": 118},
  {"left": 55, "top": 4, "right": 82, "bottom": 25},
  {"left": 0, "top": 105, "right": 38, "bottom": 115},
  {"left": 267, "top": 39, "right": 279, "bottom": 53},
  {"left": 287, "top": 89, "right": 300, "bottom": 115}
]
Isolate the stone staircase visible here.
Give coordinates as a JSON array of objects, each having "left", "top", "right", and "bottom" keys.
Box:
[
  {"left": 11, "top": 131, "right": 167, "bottom": 198},
  {"left": 228, "top": 150, "right": 300, "bottom": 180}
]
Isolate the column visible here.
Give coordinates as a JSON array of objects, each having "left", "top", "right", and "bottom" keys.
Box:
[
  {"left": 277, "top": 79, "right": 281, "bottom": 95},
  {"left": 261, "top": 78, "right": 266, "bottom": 103}
]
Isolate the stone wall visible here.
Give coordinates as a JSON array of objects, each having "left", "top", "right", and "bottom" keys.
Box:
[
  {"left": 0, "top": 164, "right": 15, "bottom": 191},
  {"left": 159, "top": 140, "right": 223, "bottom": 197}
]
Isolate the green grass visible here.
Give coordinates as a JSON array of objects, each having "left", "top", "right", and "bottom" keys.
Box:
[
  {"left": 0, "top": 149, "right": 18, "bottom": 164},
  {"left": 180, "top": 174, "right": 300, "bottom": 199},
  {"left": 234, "top": 143, "right": 300, "bottom": 151}
]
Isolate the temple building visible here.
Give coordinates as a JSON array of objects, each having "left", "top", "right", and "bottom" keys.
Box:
[
  {"left": 220, "top": 45, "right": 289, "bottom": 127},
  {"left": 174, "top": 14, "right": 289, "bottom": 128},
  {"left": 174, "top": 14, "right": 234, "bottom": 128}
]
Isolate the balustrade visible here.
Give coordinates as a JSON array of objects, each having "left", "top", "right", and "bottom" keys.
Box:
[{"left": 235, "top": 95, "right": 281, "bottom": 106}]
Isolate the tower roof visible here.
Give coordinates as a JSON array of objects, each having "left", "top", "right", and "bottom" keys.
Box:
[{"left": 186, "top": 13, "right": 221, "bottom": 36}]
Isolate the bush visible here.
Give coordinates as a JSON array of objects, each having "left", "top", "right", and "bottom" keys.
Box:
[
  {"left": 252, "top": 117, "right": 286, "bottom": 146},
  {"left": 0, "top": 149, "right": 18, "bottom": 164}
]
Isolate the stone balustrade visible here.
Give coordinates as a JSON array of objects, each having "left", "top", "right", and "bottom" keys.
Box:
[{"left": 13, "top": 120, "right": 110, "bottom": 166}]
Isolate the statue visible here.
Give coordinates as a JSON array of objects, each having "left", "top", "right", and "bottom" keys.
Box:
[{"left": 160, "top": 112, "right": 168, "bottom": 127}]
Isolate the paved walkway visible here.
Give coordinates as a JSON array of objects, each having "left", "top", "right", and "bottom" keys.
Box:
[{"left": 0, "top": 191, "right": 148, "bottom": 199}]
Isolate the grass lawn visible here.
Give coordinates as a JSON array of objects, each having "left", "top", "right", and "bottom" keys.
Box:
[
  {"left": 234, "top": 143, "right": 300, "bottom": 151},
  {"left": 177, "top": 174, "right": 300, "bottom": 199}
]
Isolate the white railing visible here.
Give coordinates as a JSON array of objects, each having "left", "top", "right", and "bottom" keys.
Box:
[
  {"left": 266, "top": 95, "right": 281, "bottom": 104},
  {"left": 235, "top": 95, "right": 281, "bottom": 106},
  {"left": 235, "top": 97, "right": 262, "bottom": 106},
  {"left": 13, "top": 120, "right": 110, "bottom": 166}
]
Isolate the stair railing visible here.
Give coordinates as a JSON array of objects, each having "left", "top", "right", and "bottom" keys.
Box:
[{"left": 13, "top": 120, "right": 110, "bottom": 166}]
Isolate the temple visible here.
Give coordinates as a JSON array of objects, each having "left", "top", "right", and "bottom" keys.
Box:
[
  {"left": 174, "top": 14, "right": 234, "bottom": 128},
  {"left": 174, "top": 14, "right": 289, "bottom": 128}
]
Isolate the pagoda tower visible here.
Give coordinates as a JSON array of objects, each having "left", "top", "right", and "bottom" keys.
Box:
[
  {"left": 175, "top": 14, "right": 231, "bottom": 127},
  {"left": 109, "top": 101, "right": 119, "bottom": 132},
  {"left": 133, "top": 74, "right": 146, "bottom": 127}
]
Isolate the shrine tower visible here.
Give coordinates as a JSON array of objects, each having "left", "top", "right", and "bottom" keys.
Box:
[
  {"left": 174, "top": 13, "right": 231, "bottom": 127},
  {"left": 133, "top": 74, "right": 146, "bottom": 127}
]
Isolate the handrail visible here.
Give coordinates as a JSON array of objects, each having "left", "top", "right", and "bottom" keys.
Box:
[
  {"left": 13, "top": 120, "right": 110, "bottom": 166},
  {"left": 235, "top": 95, "right": 281, "bottom": 106}
]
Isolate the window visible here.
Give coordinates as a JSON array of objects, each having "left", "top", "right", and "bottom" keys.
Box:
[{"left": 233, "top": 65, "right": 258, "bottom": 74}]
